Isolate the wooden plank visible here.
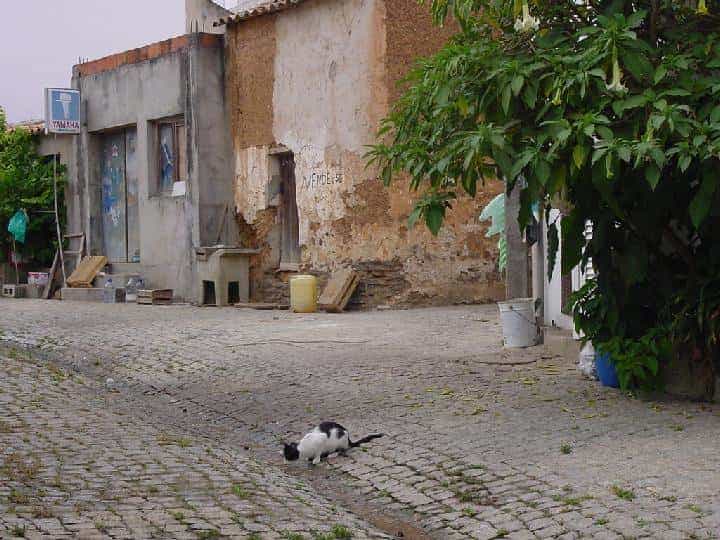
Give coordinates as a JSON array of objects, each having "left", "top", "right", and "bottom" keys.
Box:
[
  {"left": 66, "top": 256, "right": 108, "bottom": 288},
  {"left": 318, "top": 268, "right": 354, "bottom": 308},
  {"left": 319, "top": 268, "right": 358, "bottom": 312},
  {"left": 327, "top": 274, "right": 359, "bottom": 313},
  {"left": 43, "top": 250, "right": 60, "bottom": 299},
  {"left": 235, "top": 302, "right": 290, "bottom": 310},
  {"left": 318, "top": 268, "right": 355, "bottom": 308}
]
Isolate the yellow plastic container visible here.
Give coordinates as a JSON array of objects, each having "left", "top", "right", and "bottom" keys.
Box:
[{"left": 290, "top": 275, "right": 318, "bottom": 313}]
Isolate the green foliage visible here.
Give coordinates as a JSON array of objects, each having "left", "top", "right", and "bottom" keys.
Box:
[
  {"left": 368, "top": 1, "right": 720, "bottom": 391},
  {"left": 0, "top": 107, "right": 65, "bottom": 266},
  {"left": 598, "top": 327, "right": 670, "bottom": 390}
]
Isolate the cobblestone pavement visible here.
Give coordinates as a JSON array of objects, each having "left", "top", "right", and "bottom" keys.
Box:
[
  {"left": 0, "top": 350, "right": 388, "bottom": 539},
  {"left": 2, "top": 299, "right": 720, "bottom": 539}
]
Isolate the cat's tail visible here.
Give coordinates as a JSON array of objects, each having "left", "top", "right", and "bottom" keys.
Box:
[{"left": 350, "top": 433, "right": 384, "bottom": 448}]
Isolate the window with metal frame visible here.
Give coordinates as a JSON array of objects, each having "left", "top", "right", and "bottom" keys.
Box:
[{"left": 158, "top": 119, "right": 186, "bottom": 192}]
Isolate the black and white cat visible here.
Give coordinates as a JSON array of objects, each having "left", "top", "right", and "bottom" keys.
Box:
[{"left": 283, "top": 422, "right": 384, "bottom": 465}]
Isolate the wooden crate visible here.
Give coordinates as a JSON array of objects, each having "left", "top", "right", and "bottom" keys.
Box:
[{"left": 137, "top": 289, "right": 173, "bottom": 305}]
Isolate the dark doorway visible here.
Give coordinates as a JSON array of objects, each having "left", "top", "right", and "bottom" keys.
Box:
[{"left": 279, "top": 153, "right": 301, "bottom": 267}]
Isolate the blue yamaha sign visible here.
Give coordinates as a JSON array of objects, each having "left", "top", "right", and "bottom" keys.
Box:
[{"left": 45, "top": 88, "right": 81, "bottom": 134}]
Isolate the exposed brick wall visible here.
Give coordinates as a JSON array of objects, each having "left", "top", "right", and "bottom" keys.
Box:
[{"left": 74, "top": 34, "right": 223, "bottom": 78}]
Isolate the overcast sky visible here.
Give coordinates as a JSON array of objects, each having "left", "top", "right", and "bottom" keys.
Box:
[{"left": 0, "top": 1, "right": 186, "bottom": 123}]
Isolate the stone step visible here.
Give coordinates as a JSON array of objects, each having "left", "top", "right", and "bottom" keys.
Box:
[{"left": 61, "top": 287, "right": 104, "bottom": 302}]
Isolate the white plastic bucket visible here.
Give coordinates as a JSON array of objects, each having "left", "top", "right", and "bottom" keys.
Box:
[{"left": 498, "top": 298, "right": 539, "bottom": 348}]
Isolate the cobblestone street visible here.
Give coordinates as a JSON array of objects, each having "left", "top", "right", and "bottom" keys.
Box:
[{"left": 2, "top": 299, "right": 720, "bottom": 539}]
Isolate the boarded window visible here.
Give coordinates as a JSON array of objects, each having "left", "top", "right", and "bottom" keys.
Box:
[{"left": 158, "top": 120, "right": 186, "bottom": 192}]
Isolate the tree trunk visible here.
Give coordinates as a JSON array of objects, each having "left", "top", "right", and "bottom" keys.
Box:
[{"left": 505, "top": 183, "right": 530, "bottom": 300}]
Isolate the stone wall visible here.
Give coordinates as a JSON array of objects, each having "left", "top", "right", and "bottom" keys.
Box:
[{"left": 226, "top": 0, "right": 504, "bottom": 308}]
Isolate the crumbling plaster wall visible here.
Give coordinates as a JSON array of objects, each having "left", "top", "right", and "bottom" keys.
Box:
[{"left": 228, "top": 0, "right": 504, "bottom": 306}]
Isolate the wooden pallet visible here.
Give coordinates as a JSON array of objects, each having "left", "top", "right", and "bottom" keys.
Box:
[
  {"left": 235, "top": 302, "right": 290, "bottom": 310},
  {"left": 137, "top": 289, "right": 173, "bottom": 305},
  {"left": 318, "top": 268, "right": 359, "bottom": 313},
  {"left": 66, "top": 256, "right": 107, "bottom": 288}
]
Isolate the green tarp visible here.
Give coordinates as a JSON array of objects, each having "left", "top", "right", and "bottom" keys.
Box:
[{"left": 7, "top": 210, "right": 28, "bottom": 244}]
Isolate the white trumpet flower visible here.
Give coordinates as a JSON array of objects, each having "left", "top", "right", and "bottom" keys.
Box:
[
  {"left": 514, "top": 2, "right": 540, "bottom": 33},
  {"left": 606, "top": 57, "right": 628, "bottom": 94}
]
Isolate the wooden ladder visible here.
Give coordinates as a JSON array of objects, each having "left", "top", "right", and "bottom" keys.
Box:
[
  {"left": 43, "top": 232, "right": 86, "bottom": 299},
  {"left": 63, "top": 232, "right": 86, "bottom": 276}
]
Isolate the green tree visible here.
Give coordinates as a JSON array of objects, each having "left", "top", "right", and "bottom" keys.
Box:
[
  {"left": 0, "top": 107, "right": 65, "bottom": 266},
  {"left": 368, "top": 1, "right": 720, "bottom": 394}
]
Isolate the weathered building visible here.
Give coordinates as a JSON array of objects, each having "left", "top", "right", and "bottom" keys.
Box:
[
  {"left": 219, "top": 0, "right": 504, "bottom": 308},
  {"left": 69, "top": 33, "right": 235, "bottom": 300}
]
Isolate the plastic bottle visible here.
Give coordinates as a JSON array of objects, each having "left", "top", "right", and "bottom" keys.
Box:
[
  {"left": 103, "top": 278, "right": 115, "bottom": 304},
  {"left": 126, "top": 277, "right": 138, "bottom": 303}
]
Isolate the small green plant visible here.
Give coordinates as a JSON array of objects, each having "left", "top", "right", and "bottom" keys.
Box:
[
  {"left": 457, "top": 490, "right": 478, "bottom": 503},
  {"left": 281, "top": 532, "right": 305, "bottom": 540},
  {"left": 560, "top": 443, "right": 572, "bottom": 455},
  {"left": 687, "top": 504, "right": 703, "bottom": 514},
  {"left": 196, "top": 530, "right": 220, "bottom": 539},
  {"left": 95, "top": 522, "right": 108, "bottom": 533},
  {"left": 330, "top": 525, "right": 353, "bottom": 539},
  {"left": 659, "top": 495, "right": 678, "bottom": 502},
  {"left": 553, "top": 494, "right": 592, "bottom": 506},
  {"left": 462, "top": 507, "right": 478, "bottom": 517},
  {"left": 594, "top": 518, "right": 609, "bottom": 526},
  {"left": 232, "top": 485, "right": 250, "bottom": 499},
  {"left": 10, "top": 525, "right": 25, "bottom": 538},
  {"left": 495, "top": 530, "right": 509, "bottom": 539},
  {"left": 172, "top": 511, "right": 185, "bottom": 521},
  {"left": 611, "top": 485, "right": 636, "bottom": 501},
  {"left": 670, "top": 424, "right": 684, "bottom": 432},
  {"left": 247, "top": 534, "right": 261, "bottom": 540}
]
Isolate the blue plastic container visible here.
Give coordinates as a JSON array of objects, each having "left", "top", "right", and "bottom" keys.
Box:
[{"left": 595, "top": 352, "right": 620, "bottom": 388}]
